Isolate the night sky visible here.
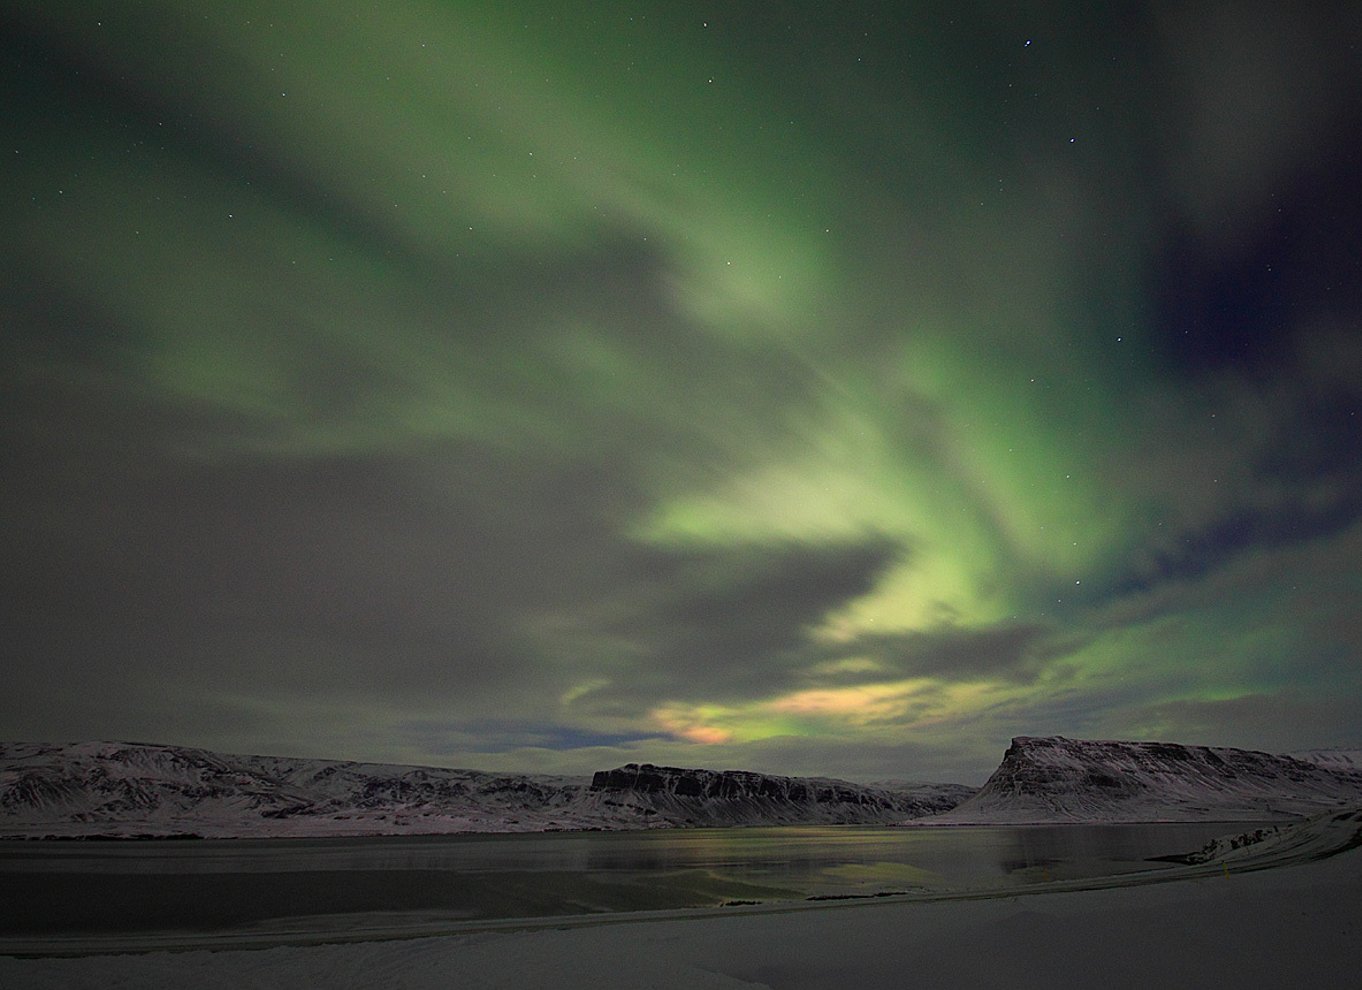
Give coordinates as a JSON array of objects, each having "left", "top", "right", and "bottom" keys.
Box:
[{"left": 4, "top": 2, "right": 1361, "bottom": 783}]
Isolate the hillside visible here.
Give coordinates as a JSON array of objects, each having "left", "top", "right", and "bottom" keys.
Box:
[{"left": 922, "top": 736, "right": 1362, "bottom": 824}]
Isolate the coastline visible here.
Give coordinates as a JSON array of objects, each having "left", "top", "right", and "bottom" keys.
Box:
[{"left": 3, "top": 832, "right": 1359, "bottom": 988}]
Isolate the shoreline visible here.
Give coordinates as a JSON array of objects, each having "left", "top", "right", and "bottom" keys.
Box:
[
  {"left": 4, "top": 810, "right": 1357, "bottom": 959},
  {"left": 3, "top": 837, "right": 1359, "bottom": 988}
]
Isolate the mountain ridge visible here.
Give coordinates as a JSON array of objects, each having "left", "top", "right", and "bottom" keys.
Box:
[
  {"left": 919, "top": 735, "right": 1362, "bottom": 824},
  {"left": 8, "top": 735, "right": 1362, "bottom": 837},
  {"left": 0, "top": 741, "right": 970, "bottom": 838}
]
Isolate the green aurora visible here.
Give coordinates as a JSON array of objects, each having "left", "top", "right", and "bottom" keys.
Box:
[{"left": 4, "top": 2, "right": 1360, "bottom": 780}]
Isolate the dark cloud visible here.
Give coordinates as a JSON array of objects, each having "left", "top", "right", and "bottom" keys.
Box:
[
  {"left": 1259, "top": 380, "right": 1362, "bottom": 489},
  {"left": 386, "top": 718, "right": 656, "bottom": 760},
  {"left": 1146, "top": 117, "right": 1362, "bottom": 382},
  {"left": 0, "top": 386, "right": 641, "bottom": 731},
  {"left": 589, "top": 538, "right": 904, "bottom": 706},
  {"left": 1113, "top": 689, "right": 1362, "bottom": 756},
  {"left": 840, "top": 622, "right": 1066, "bottom": 686},
  {"left": 1150, "top": 0, "right": 1362, "bottom": 224},
  {"left": 1110, "top": 495, "right": 1362, "bottom": 599},
  {"left": 722, "top": 733, "right": 1009, "bottom": 787},
  {"left": 0, "top": 348, "right": 900, "bottom": 746}
]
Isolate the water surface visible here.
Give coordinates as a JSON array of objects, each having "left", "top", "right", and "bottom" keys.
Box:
[{"left": 0, "top": 823, "right": 1241, "bottom": 937}]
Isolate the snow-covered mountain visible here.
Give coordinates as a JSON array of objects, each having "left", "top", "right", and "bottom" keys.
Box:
[
  {"left": 921, "top": 736, "right": 1362, "bottom": 824},
  {"left": 0, "top": 741, "right": 596, "bottom": 838},
  {"left": 12, "top": 735, "right": 1355, "bottom": 837},
  {"left": 0, "top": 742, "right": 971, "bottom": 838},
  {"left": 587, "top": 763, "right": 975, "bottom": 826}
]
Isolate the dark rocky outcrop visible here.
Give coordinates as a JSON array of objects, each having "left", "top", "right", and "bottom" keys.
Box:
[{"left": 587, "top": 763, "right": 975, "bottom": 825}]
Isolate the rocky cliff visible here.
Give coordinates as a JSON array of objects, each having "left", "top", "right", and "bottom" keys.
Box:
[
  {"left": 923, "top": 735, "right": 1362, "bottom": 824},
  {"left": 586, "top": 763, "right": 974, "bottom": 826}
]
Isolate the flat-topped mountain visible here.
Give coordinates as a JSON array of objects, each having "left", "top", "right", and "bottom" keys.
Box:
[
  {"left": 923, "top": 736, "right": 1362, "bottom": 824},
  {"left": 0, "top": 741, "right": 970, "bottom": 838},
  {"left": 588, "top": 763, "right": 974, "bottom": 825}
]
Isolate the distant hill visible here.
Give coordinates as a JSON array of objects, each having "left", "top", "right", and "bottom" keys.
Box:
[
  {"left": 0, "top": 741, "right": 971, "bottom": 839},
  {"left": 921, "top": 736, "right": 1362, "bottom": 824}
]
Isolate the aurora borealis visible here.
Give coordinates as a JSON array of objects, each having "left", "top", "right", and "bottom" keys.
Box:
[{"left": 4, "top": 2, "right": 1360, "bottom": 782}]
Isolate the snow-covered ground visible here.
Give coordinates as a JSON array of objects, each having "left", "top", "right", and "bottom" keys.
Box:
[{"left": 2, "top": 810, "right": 1359, "bottom": 988}]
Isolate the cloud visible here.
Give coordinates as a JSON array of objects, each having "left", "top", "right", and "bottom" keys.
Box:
[
  {"left": 838, "top": 623, "right": 1065, "bottom": 686},
  {"left": 5, "top": 2, "right": 1360, "bottom": 779},
  {"left": 1151, "top": 0, "right": 1362, "bottom": 237},
  {"left": 1111, "top": 689, "right": 1362, "bottom": 755},
  {"left": 580, "top": 537, "right": 905, "bottom": 705},
  {"left": 0, "top": 419, "right": 643, "bottom": 725}
]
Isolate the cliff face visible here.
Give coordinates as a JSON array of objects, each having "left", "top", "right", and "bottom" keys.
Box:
[
  {"left": 587, "top": 763, "right": 974, "bottom": 826},
  {"left": 925, "top": 736, "right": 1362, "bottom": 824}
]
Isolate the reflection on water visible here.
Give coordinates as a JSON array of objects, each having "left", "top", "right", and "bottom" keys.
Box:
[{"left": 0, "top": 823, "right": 1242, "bottom": 937}]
